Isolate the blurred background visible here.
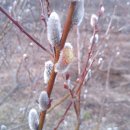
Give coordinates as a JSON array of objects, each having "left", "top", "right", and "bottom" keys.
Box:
[{"left": 0, "top": 0, "right": 130, "bottom": 130}]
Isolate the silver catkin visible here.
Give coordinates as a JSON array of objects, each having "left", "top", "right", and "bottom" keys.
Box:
[
  {"left": 38, "top": 91, "right": 49, "bottom": 111},
  {"left": 44, "top": 60, "right": 53, "bottom": 84},
  {"left": 28, "top": 109, "right": 39, "bottom": 130},
  {"left": 47, "top": 11, "right": 61, "bottom": 47},
  {"left": 72, "top": 0, "right": 84, "bottom": 26},
  {"left": 1, "top": 125, "right": 7, "bottom": 130}
]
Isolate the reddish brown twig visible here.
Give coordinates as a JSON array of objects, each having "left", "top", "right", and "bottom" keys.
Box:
[
  {"left": 0, "top": 6, "right": 52, "bottom": 56},
  {"left": 54, "top": 102, "right": 72, "bottom": 130},
  {"left": 38, "top": 2, "right": 76, "bottom": 130}
]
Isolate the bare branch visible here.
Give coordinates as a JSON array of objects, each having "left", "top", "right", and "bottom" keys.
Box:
[{"left": 0, "top": 6, "right": 52, "bottom": 56}]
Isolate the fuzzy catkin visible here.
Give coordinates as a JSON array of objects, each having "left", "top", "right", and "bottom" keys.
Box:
[
  {"left": 44, "top": 60, "right": 53, "bottom": 84},
  {"left": 28, "top": 109, "right": 39, "bottom": 130},
  {"left": 1, "top": 125, "right": 7, "bottom": 130},
  {"left": 47, "top": 11, "right": 61, "bottom": 47},
  {"left": 90, "top": 14, "right": 98, "bottom": 28},
  {"left": 38, "top": 91, "right": 49, "bottom": 111},
  {"left": 55, "top": 43, "right": 74, "bottom": 73},
  {"left": 72, "top": 0, "right": 84, "bottom": 26}
]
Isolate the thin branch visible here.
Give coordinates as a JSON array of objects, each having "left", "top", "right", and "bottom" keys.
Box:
[
  {"left": 54, "top": 102, "right": 72, "bottom": 130},
  {"left": 0, "top": 6, "right": 52, "bottom": 56},
  {"left": 105, "top": 6, "right": 116, "bottom": 36},
  {"left": 38, "top": 2, "right": 76, "bottom": 130},
  {"left": 96, "top": 57, "right": 113, "bottom": 130},
  {"left": 60, "top": 2, "right": 76, "bottom": 50},
  {"left": 47, "top": 93, "right": 70, "bottom": 113}
]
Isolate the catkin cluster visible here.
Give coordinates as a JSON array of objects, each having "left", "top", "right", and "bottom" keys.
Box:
[
  {"left": 28, "top": 1, "right": 87, "bottom": 130},
  {"left": 28, "top": 91, "right": 49, "bottom": 130}
]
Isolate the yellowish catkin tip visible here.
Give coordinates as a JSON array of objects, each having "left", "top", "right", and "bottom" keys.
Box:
[
  {"left": 55, "top": 42, "right": 74, "bottom": 73},
  {"left": 72, "top": 0, "right": 84, "bottom": 26}
]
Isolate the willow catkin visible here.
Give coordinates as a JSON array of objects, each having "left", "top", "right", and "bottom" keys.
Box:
[
  {"left": 55, "top": 42, "right": 74, "bottom": 73},
  {"left": 72, "top": 0, "right": 84, "bottom": 26},
  {"left": 90, "top": 14, "right": 98, "bottom": 28},
  {"left": 1, "top": 125, "right": 7, "bottom": 130},
  {"left": 44, "top": 60, "right": 53, "bottom": 84},
  {"left": 38, "top": 91, "right": 49, "bottom": 111},
  {"left": 47, "top": 11, "right": 61, "bottom": 47},
  {"left": 28, "top": 109, "right": 39, "bottom": 130},
  {"left": 90, "top": 33, "right": 99, "bottom": 44}
]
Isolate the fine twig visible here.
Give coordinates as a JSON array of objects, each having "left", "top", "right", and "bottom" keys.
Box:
[
  {"left": 47, "top": 93, "right": 70, "bottom": 113},
  {"left": 0, "top": 6, "right": 52, "bottom": 56},
  {"left": 77, "top": 26, "right": 81, "bottom": 75},
  {"left": 54, "top": 102, "right": 72, "bottom": 130},
  {"left": 105, "top": 6, "right": 116, "bottom": 36},
  {"left": 96, "top": 57, "right": 113, "bottom": 130}
]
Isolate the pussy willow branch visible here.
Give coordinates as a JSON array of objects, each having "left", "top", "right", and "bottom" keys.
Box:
[
  {"left": 53, "top": 47, "right": 97, "bottom": 130},
  {"left": 96, "top": 57, "right": 113, "bottom": 130},
  {"left": 75, "top": 42, "right": 95, "bottom": 130},
  {"left": 52, "top": 42, "right": 100, "bottom": 130},
  {"left": 75, "top": 20, "right": 99, "bottom": 129},
  {"left": 68, "top": 89, "right": 79, "bottom": 121},
  {"left": 38, "top": 2, "right": 76, "bottom": 130},
  {"left": 0, "top": 6, "right": 52, "bottom": 56}
]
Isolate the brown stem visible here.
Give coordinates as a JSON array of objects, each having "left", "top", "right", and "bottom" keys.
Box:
[
  {"left": 75, "top": 34, "right": 96, "bottom": 130},
  {"left": 38, "top": 2, "right": 76, "bottom": 130},
  {"left": 60, "top": 2, "right": 76, "bottom": 50},
  {"left": 0, "top": 6, "right": 52, "bottom": 56}
]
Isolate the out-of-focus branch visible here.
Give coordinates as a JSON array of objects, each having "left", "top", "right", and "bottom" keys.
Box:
[
  {"left": 54, "top": 102, "right": 72, "bottom": 130},
  {"left": 105, "top": 6, "right": 116, "bottom": 36},
  {"left": 47, "top": 93, "right": 70, "bottom": 113},
  {"left": 0, "top": 6, "right": 52, "bottom": 56},
  {"left": 45, "top": 0, "right": 51, "bottom": 16}
]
